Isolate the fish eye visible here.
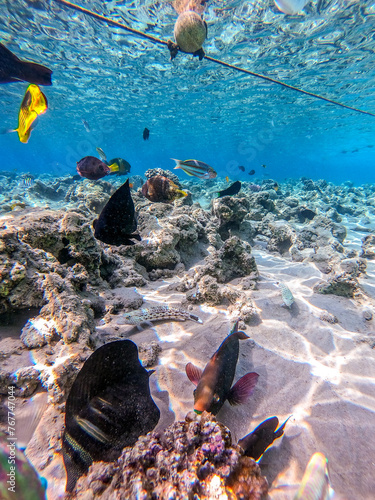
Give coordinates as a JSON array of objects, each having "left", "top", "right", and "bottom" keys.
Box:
[{"left": 213, "top": 394, "right": 220, "bottom": 403}]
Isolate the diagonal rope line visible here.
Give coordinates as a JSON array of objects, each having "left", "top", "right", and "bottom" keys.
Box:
[{"left": 52, "top": 0, "right": 375, "bottom": 118}]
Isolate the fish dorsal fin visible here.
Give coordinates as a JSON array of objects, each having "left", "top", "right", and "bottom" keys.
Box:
[
  {"left": 0, "top": 42, "right": 20, "bottom": 62},
  {"left": 274, "top": 415, "right": 292, "bottom": 439},
  {"left": 228, "top": 372, "right": 259, "bottom": 406},
  {"left": 185, "top": 362, "right": 202, "bottom": 386}
]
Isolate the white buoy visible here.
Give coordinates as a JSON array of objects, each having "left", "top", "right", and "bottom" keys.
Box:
[{"left": 274, "top": 0, "right": 309, "bottom": 15}]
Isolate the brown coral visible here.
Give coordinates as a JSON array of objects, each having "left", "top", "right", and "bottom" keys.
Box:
[{"left": 73, "top": 411, "right": 268, "bottom": 500}]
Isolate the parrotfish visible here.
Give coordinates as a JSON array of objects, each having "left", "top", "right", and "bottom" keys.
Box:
[
  {"left": 172, "top": 158, "right": 217, "bottom": 179},
  {"left": 238, "top": 416, "right": 291, "bottom": 460},
  {"left": 185, "top": 320, "right": 259, "bottom": 414},
  {"left": 141, "top": 175, "right": 187, "bottom": 202},
  {"left": 76, "top": 156, "right": 119, "bottom": 181},
  {"left": 118, "top": 305, "right": 203, "bottom": 329},
  {"left": 143, "top": 127, "right": 150, "bottom": 140},
  {"left": 249, "top": 169, "right": 255, "bottom": 176},
  {"left": 294, "top": 452, "right": 338, "bottom": 500},
  {"left": 0, "top": 43, "right": 52, "bottom": 85},
  {"left": 93, "top": 178, "right": 141, "bottom": 246},
  {"left": 62, "top": 340, "right": 160, "bottom": 492},
  {"left": 217, "top": 181, "right": 241, "bottom": 198}
]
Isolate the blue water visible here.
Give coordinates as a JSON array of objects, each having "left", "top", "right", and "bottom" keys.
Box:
[{"left": 1, "top": 0, "right": 374, "bottom": 185}]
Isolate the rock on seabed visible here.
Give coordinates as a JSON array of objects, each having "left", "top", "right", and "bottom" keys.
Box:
[{"left": 72, "top": 411, "right": 268, "bottom": 500}]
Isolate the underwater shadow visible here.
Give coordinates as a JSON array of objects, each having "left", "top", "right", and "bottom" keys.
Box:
[{"left": 259, "top": 434, "right": 295, "bottom": 487}]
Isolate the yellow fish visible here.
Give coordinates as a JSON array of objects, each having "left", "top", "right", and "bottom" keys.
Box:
[
  {"left": 16, "top": 84, "right": 48, "bottom": 143},
  {"left": 225, "top": 176, "right": 229, "bottom": 182}
]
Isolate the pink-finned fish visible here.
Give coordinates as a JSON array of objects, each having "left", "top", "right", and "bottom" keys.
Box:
[
  {"left": 171, "top": 158, "right": 217, "bottom": 179},
  {"left": 185, "top": 320, "right": 258, "bottom": 414},
  {"left": 294, "top": 452, "right": 340, "bottom": 500}
]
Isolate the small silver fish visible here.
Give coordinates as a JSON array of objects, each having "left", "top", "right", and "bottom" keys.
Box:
[
  {"left": 279, "top": 282, "right": 294, "bottom": 308},
  {"left": 118, "top": 305, "right": 203, "bottom": 328},
  {"left": 82, "top": 118, "right": 90, "bottom": 132},
  {"left": 96, "top": 147, "right": 107, "bottom": 162}
]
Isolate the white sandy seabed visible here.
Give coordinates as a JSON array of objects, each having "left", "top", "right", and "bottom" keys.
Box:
[
  {"left": 101, "top": 223, "right": 375, "bottom": 500},
  {"left": 26, "top": 221, "right": 375, "bottom": 500}
]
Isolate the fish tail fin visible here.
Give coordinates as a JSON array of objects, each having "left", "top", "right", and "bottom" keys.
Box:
[
  {"left": 1, "top": 128, "right": 16, "bottom": 135},
  {"left": 17, "top": 60, "right": 53, "bottom": 86},
  {"left": 108, "top": 162, "right": 119, "bottom": 173},
  {"left": 17, "top": 392, "right": 48, "bottom": 450},
  {"left": 230, "top": 319, "right": 249, "bottom": 339},
  {"left": 171, "top": 158, "right": 182, "bottom": 169},
  {"left": 176, "top": 188, "right": 188, "bottom": 198}
]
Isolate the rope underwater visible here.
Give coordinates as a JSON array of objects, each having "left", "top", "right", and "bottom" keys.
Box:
[{"left": 53, "top": 0, "right": 375, "bottom": 118}]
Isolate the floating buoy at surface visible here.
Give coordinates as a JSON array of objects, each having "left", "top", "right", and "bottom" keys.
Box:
[
  {"left": 172, "top": 10, "right": 207, "bottom": 60},
  {"left": 274, "top": 0, "right": 308, "bottom": 15}
]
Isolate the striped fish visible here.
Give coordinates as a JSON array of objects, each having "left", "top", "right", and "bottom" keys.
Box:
[
  {"left": 294, "top": 453, "right": 337, "bottom": 500},
  {"left": 171, "top": 158, "right": 217, "bottom": 179},
  {"left": 62, "top": 340, "right": 160, "bottom": 492}
]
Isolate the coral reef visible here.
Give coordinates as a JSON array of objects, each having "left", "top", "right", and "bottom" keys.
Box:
[{"left": 72, "top": 411, "right": 268, "bottom": 500}]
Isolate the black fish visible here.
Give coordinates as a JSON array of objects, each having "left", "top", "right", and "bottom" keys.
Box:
[
  {"left": 93, "top": 178, "right": 141, "bottom": 246},
  {"left": 62, "top": 340, "right": 160, "bottom": 492},
  {"left": 108, "top": 157, "right": 131, "bottom": 176},
  {"left": 238, "top": 165, "right": 245, "bottom": 172},
  {"left": 217, "top": 180, "right": 241, "bottom": 198},
  {"left": 248, "top": 169, "right": 255, "bottom": 176},
  {"left": 143, "top": 127, "right": 150, "bottom": 140},
  {"left": 0, "top": 43, "right": 52, "bottom": 85},
  {"left": 238, "top": 416, "right": 290, "bottom": 460},
  {"left": 186, "top": 320, "right": 258, "bottom": 415}
]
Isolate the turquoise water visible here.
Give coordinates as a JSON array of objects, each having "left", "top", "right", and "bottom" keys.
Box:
[{"left": 1, "top": 0, "right": 374, "bottom": 184}]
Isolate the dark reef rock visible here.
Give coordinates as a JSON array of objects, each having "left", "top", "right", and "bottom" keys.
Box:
[
  {"left": 361, "top": 234, "right": 375, "bottom": 260},
  {"left": 204, "top": 236, "right": 258, "bottom": 284},
  {"left": 72, "top": 411, "right": 268, "bottom": 500},
  {"left": 314, "top": 274, "right": 359, "bottom": 298},
  {"left": 144, "top": 168, "right": 181, "bottom": 186}
]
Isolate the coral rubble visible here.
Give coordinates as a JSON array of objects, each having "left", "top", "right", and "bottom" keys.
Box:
[{"left": 72, "top": 411, "right": 268, "bottom": 500}]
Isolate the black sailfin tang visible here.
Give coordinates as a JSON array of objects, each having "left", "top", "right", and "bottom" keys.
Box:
[
  {"left": 93, "top": 178, "right": 141, "bottom": 245},
  {"left": 0, "top": 43, "right": 52, "bottom": 85},
  {"left": 62, "top": 340, "right": 160, "bottom": 492}
]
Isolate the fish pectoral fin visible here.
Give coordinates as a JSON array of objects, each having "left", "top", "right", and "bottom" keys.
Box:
[
  {"left": 185, "top": 362, "right": 202, "bottom": 386},
  {"left": 228, "top": 372, "right": 259, "bottom": 406}
]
